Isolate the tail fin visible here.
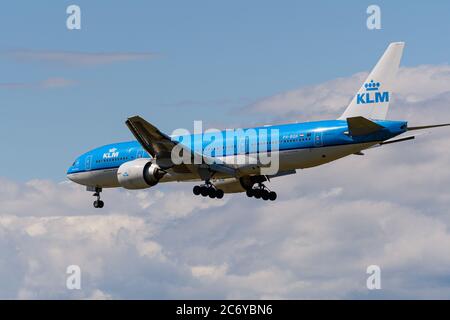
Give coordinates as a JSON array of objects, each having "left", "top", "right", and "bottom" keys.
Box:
[{"left": 338, "top": 42, "right": 405, "bottom": 121}]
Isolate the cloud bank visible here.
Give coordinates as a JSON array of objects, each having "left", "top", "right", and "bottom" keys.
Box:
[
  {"left": 247, "top": 65, "right": 450, "bottom": 124},
  {"left": 2, "top": 64, "right": 450, "bottom": 299}
]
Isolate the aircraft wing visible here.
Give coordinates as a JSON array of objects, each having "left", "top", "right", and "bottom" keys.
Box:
[
  {"left": 125, "top": 116, "right": 237, "bottom": 177},
  {"left": 126, "top": 116, "right": 174, "bottom": 159}
]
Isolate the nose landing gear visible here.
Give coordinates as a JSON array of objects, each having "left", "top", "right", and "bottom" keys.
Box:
[{"left": 90, "top": 187, "right": 104, "bottom": 208}]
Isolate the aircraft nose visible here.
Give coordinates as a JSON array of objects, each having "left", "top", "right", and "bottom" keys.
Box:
[
  {"left": 66, "top": 171, "right": 76, "bottom": 182},
  {"left": 66, "top": 160, "right": 82, "bottom": 184},
  {"left": 66, "top": 167, "right": 78, "bottom": 183},
  {"left": 66, "top": 170, "right": 86, "bottom": 185}
]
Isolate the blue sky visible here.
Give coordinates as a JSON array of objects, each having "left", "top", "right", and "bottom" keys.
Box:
[{"left": 2, "top": 0, "right": 450, "bottom": 181}]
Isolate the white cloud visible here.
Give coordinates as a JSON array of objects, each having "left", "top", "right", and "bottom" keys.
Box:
[
  {"left": 191, "top": 264, "right": 228, "bottom": 279},
  {"left": 2, "top": 65, "right": 450, "bottom": 299},
  {"left": 246, "top": 65, "right": 450, "bottom": 123},
  {"left": 247, "top": 72, "right": 366, "bottom": 120}
]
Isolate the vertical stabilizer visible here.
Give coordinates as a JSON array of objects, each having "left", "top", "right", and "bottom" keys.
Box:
[{"left": 338, "top": 42, "right": 404, "bottom": 120}]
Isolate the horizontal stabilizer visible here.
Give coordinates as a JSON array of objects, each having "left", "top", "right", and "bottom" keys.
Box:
[
  {"left": 347, "top": 116, "right": 384, "bottom": 136},
  {"left": 408, "top": 123, "right": 450, "bottom": 131}
]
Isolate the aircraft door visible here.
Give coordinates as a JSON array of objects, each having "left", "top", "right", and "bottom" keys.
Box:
[
  {"left": 85, "top": 155, "right": 93, "bottom": 171},
  {"left": 314, "top": 132, "right": 323, "bottom": 147}
]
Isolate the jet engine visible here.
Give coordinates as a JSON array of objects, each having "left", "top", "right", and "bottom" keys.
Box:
[{"left": 117, "top": 158, "right": 165, "bottom": 190}]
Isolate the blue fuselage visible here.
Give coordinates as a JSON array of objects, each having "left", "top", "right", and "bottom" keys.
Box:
[{"left": 67, "top": 119, "right": 407, "bottom": 176}]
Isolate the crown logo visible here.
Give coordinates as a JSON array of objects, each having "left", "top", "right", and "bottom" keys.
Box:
[
  {"left": 364, "top": 80, "right": 380, "bottom": 91},
  {"left": 109, "top": 148, "right": 117, "bottom": 153}
]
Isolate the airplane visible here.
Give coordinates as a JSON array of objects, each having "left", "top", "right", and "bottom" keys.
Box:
[{"left": 67, "top": 42, "right": 450, "bottom": 208}]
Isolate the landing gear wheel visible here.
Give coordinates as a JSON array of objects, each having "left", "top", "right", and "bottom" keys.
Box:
[
  {"left": 200, "top": 186, "right": 209, "bottom": 197},
  {"left": 193, "top": 182, "right": 224, "bottom": 200},
  {"left": 91, "top": 187, "right": 104, "bottom": 208},
  {"left": 248, "top": 183, "right": 277, "bottom": 201},
  {"left": 216, "top": 189, "right": 224, "bottom": 199},
  {"left": 269, "top": 191, "right": 277, "bottom": 201},
  {"left": 93, "top": 200, "right": 104, "bottom": 208},
  {"left": 208, "top": 188, "right": 216, "bottom": 198},
  {"left": 193, "top": 185, "right": 201, "bottom": 195}
]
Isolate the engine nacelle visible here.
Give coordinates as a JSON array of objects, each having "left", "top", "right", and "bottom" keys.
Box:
[{"left": 117, "top": 158, "right": 165, "bottom": 190}]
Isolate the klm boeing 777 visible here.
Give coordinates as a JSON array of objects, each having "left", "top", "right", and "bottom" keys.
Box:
[{"left": 67, "top": 42, "right": 450, "bottom": 208}]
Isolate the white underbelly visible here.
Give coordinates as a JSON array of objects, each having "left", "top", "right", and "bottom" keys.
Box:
[
  {"left": 278, "top": 142, "right": 378, "bottom": 170},
  {"left": 67, "top": 168, "right": 120, "bottom": 188},
  {"left": 217, "top": 142, "right": 378, "bottom": 172},
  {"left": 67, "top": 167, "right": 200, "bottom": 187}
]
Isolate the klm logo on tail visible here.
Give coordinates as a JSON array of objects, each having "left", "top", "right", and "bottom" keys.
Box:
[{"left": 357, "top": 80, "right": 389, "bottom": 105}]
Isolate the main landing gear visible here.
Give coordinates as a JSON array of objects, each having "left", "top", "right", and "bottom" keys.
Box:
[
  {"left": 193, "top": 182, "right": 224, "bottom": 199},
  {"left": 92, "top": 187, "right": 104, "bottom": 208},
  {"left": 246, "top": 183, "right": 277, "bottom": 201}
]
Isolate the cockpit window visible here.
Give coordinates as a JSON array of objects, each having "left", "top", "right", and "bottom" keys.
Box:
[{"left": 72, "top": 161, "right": 76, "bottom": 166}]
